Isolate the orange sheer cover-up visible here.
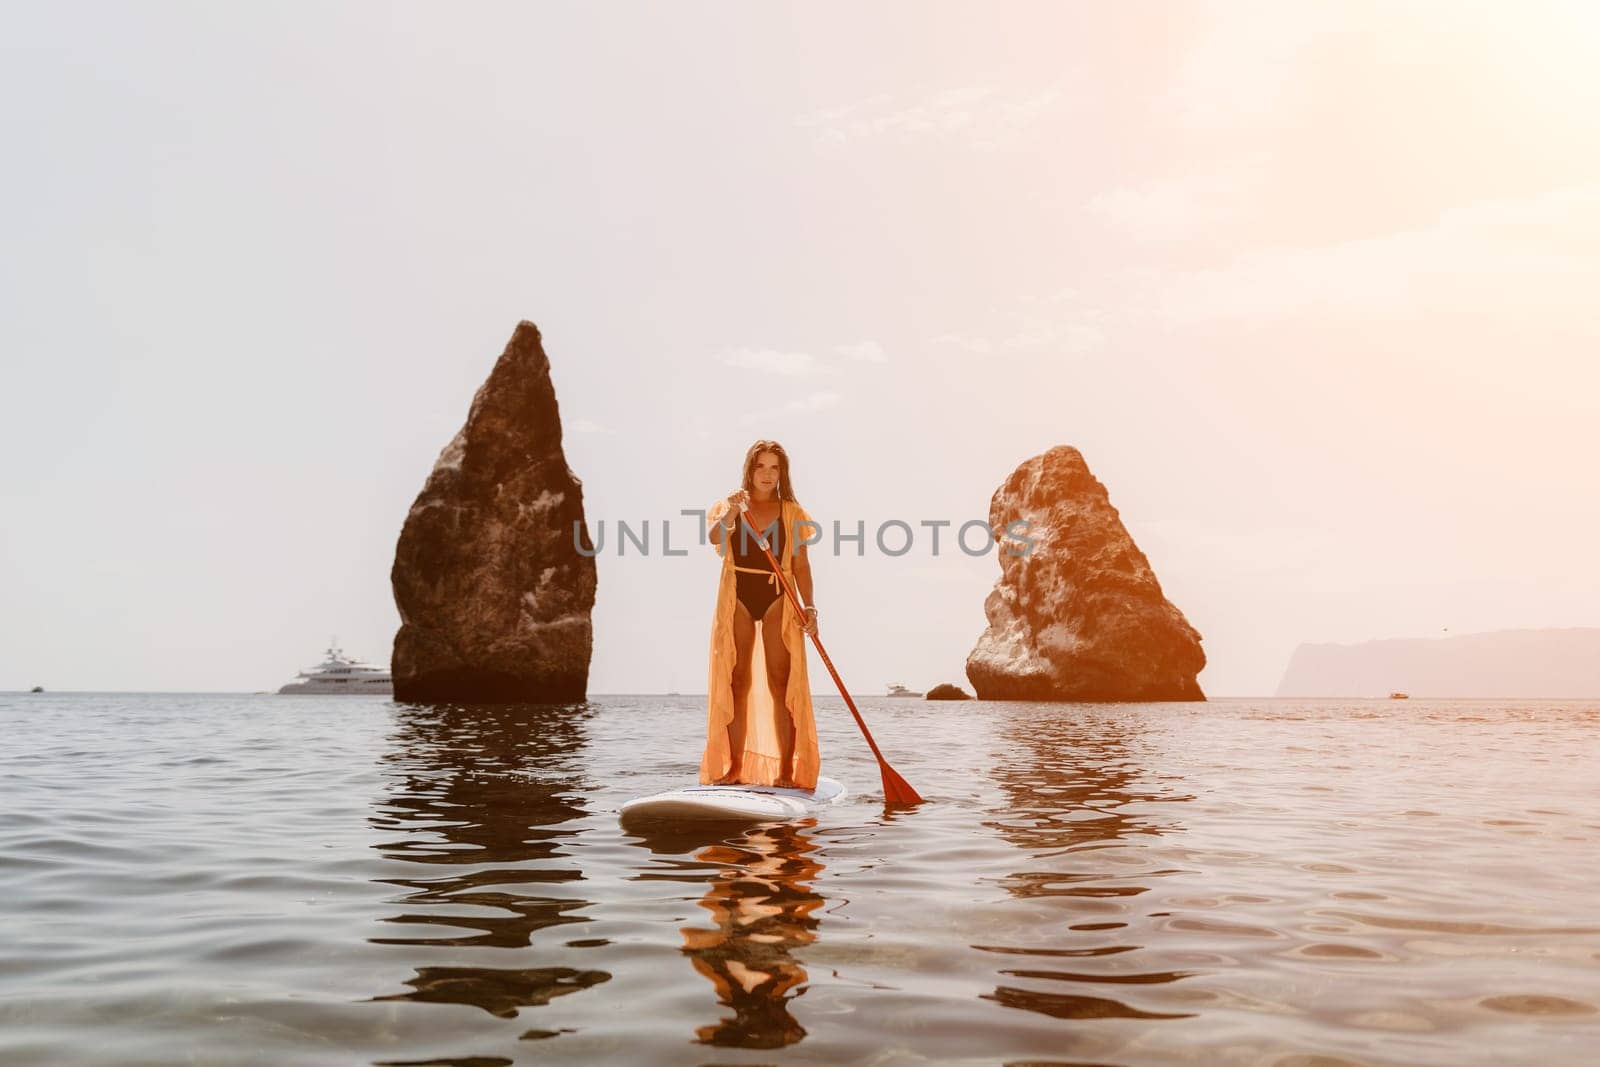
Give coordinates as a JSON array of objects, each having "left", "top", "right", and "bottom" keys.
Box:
[{"left": 699, "top": 498, "right": 821, "bottom": 791}]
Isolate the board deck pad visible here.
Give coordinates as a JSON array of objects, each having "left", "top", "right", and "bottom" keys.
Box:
[{"left": 620, "top": 776, "right": 846, "bottom": 824}]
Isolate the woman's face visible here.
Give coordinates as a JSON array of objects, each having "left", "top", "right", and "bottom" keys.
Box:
[{"left": 751, "top": 451, "right": 782, "bottom": 496}]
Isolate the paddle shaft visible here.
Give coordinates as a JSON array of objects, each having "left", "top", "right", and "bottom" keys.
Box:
[{"left": 735, "top": 501, "right": 922, "bottom": 803}]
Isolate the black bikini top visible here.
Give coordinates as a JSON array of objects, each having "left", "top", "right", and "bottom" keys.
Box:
[{"left": 731, "top": 508, "right": 783, "bottom": 566}]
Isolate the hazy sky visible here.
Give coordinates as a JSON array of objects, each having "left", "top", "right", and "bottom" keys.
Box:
[{"left": 3, "top": 1, "right": 1597, "bottom": 695}]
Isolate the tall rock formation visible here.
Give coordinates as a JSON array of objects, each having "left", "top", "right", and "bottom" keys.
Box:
[
  {"left": 391, "top": 321, "right": 596, "bottom": 703},
  {"left": 965, "top": 446, "right": 1205, "bottom": 701}
]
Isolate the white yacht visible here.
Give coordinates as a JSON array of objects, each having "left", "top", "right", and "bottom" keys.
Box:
[
  {"left": 885, "top": 682, "right": 921, "bottom": 698},
  {"left": 278, "top": 640, "right": 392, "bottom": 695}
]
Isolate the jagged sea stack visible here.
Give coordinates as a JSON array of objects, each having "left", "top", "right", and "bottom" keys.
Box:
[
  {"left": 391, "top": 321, "right": 596, "bottom": 703},
  {"left": 965, "top": 446, "right": 1205, "bottom": 701}
]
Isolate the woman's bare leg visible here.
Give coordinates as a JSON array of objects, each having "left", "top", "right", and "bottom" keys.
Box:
[
  {"left": 759, "top": 598, "right": 795, "bottom": 784},
  {"left": 719, "top": 600, "right": 755, "bottom": 783}
]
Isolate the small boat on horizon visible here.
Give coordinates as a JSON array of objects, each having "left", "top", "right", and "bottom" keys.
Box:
[
  {"left": 1388, "top": 691, "right": 1410, "bottom": 699},
  {"left": 278, "top": 640, "right": 392, "bottom": 695},
  {"left": 886, "top": 682, "right": 921, "bottom": 698}
]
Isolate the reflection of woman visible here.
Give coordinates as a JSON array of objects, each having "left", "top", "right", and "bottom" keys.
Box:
[
  {"left": 701, "top": 440, "right": 821, "bottom": 789},
  {"left": 679, "top": 823, "right": 825, "bottom": 1048}
]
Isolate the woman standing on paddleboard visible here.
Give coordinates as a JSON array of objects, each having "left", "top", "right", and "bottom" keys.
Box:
[{"left": 701, "top": 441, "right": 821, "bottom": 789}]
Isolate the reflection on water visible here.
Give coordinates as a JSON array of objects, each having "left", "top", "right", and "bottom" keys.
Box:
[
  {"left": 626, "top": 820, "right": 826, "bottom": 1050},
  {"left": 372, "top": 964, "right": 609, "bottom": 1019},
  {"left": 367, "top": 703, "right": 611, "bottom": 1022},
  {"left": 981, "top": 706, "right": 1198, "bottom": 1024},
  {"left": 680, "top": 822, "right": 824, "bottom": 1048},
  {"left": 985, "top": 707, "right": 1193, "bottom": 856}
]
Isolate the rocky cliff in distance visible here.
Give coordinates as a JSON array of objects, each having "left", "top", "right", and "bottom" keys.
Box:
[
  {"left": 1276, "top": 628, "right": 1600, "bottom": 698},
  {"left": 391, "top": 320, "right": 597, "bottom": 703},
  {"left": 966, "top": 445, "right": 1205, "bottom": 702}
]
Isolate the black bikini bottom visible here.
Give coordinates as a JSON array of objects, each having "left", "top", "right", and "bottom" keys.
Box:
[{"left": 735, "top": 569, "right": 783, "bottom": 621}]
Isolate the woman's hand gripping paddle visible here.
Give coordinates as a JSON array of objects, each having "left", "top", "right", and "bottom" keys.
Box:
[{"left": 739, "top": 501, "right": 925, "bottom": 806}]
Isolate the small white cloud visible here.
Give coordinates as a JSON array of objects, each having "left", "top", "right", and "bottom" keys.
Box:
[
  {"left": 1088, "top": 155, "right": 1270, "bottom": 241},
  {"left": 721, "top": 346, "right": 830, "bottom": 377},
  {"left": 792, "top": 92, "right": 897, "bottom": 144},
  {"left": 931, "top": 332, "right": 996, "bottom": 356},
  {"left": 834, "top": 340, "right": 887, "bottom": 363},
  {"left": 738, "top": 390, "right": 841, "bottom": 425}
]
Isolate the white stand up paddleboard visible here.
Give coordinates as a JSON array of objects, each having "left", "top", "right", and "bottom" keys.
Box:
[{"left": 620, "top": 776, "right": 846, "bottom": 824}]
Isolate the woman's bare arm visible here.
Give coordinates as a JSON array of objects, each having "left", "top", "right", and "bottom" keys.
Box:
[{"left": 708, "top": 499, "right": 731, "bottom": 548}]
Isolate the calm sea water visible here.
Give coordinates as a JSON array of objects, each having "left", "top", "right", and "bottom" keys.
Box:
[{"left": 1, "top": 693, "right": 1597, "bottom": 1066}]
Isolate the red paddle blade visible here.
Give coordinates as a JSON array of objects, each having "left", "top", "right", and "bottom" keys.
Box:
[{"left": 879, "top": 761, "right": 924, "bottom": 806}]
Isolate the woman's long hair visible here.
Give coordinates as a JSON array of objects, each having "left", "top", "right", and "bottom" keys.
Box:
[{"left": 740, "top": 440, "right": 798, "bottom": 503}]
